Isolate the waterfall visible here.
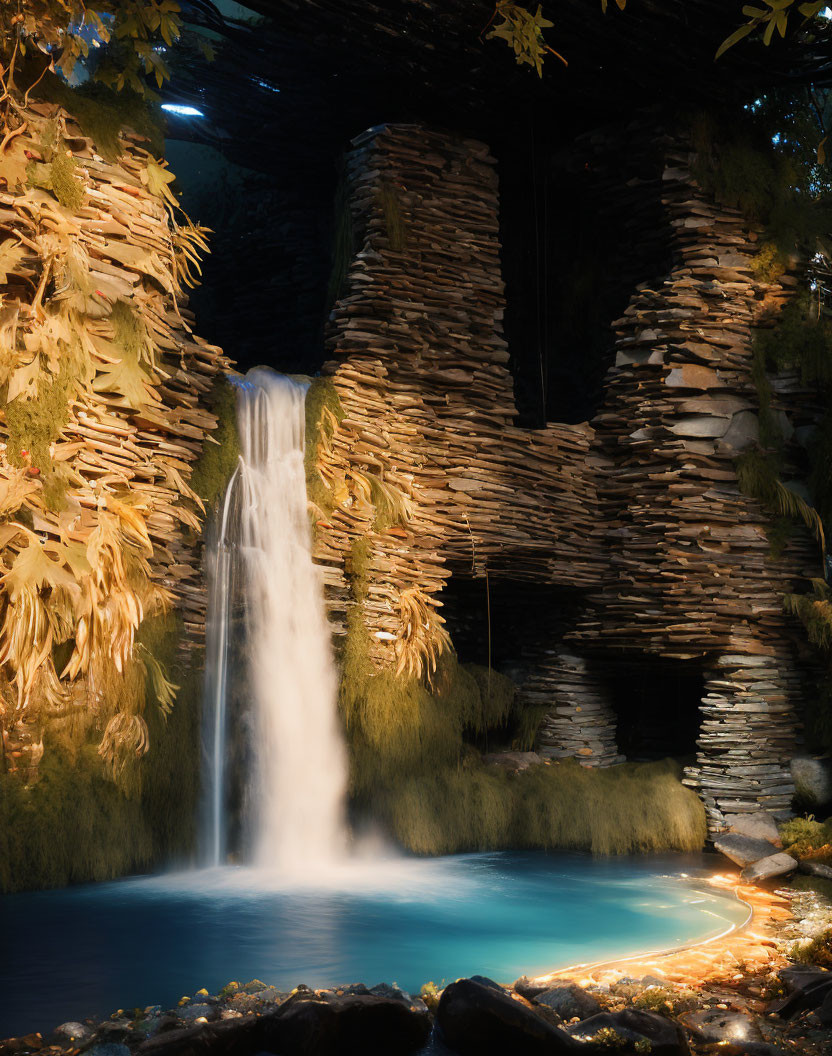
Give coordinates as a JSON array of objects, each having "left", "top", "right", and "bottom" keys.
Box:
[{"left": 201, "top": 368, "right": 348, "bottom": 872}]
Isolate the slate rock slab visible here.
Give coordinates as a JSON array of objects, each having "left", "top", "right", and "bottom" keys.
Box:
[
  {"left": 713, "top": 833, "right": 780, "bottom": 867},
  {"left": 740, "top": 853, "right": 797, "bottom": 882},
  {"left": 567, "top": 1009, "right": 689, "bottom": 1055},
  {"left": 436, "top": 977, "right": 581, "bottom": 1056},
  {"left": 724, "top": 812, "right": 782, "bottom": 847}
]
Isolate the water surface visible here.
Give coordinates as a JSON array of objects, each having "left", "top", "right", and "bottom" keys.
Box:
[{"left": 0, "top": 851, "right": 746, "bottom": 1039}]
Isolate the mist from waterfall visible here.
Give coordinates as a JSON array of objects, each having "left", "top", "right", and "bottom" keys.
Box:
[{"left": 201, "top": 367, "right": 348, "bottom": 873}]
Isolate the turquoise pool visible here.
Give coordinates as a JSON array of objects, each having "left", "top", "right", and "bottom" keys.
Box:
[{"left": 0, "top": 851, "right": 747, "bottom": 1039}]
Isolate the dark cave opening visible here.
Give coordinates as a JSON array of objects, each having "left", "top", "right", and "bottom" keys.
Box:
[
  {"left": 592, "top": 656, "right": 705, "bottom": 764},
  {"left": 439, "top": 575, "right": 586, "bottom": 680}
]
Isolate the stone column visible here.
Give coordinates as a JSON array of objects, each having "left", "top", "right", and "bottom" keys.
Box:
[
  {"left": 683, "top": 642, "right": 801, "bottom": 832},
  {"left": 528, "top": 652, "right": 624, "bottom": 767}
]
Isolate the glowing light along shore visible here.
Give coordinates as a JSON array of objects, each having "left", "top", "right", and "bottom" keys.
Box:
[{"left": 202, "top": 368, "right": 348, "bottom": 872}]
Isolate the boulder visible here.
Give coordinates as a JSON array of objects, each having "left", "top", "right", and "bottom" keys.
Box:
[
  {"left": 740, "top": 853, "right": 797, "bottom": 883},
  {"left": 276, "top": 992, "right": 431, "bottom": 1055},
  {"left": 138, "top": 991, "right": 430, "bottom": 1056},
  {"left": 534, "top": 985, "right": 602, "bottom": 1021},
  {"left": 798, "top": 858, "right": 832, "bottom": 879},
  {"left": 767, "top": 971, "right": 832, "bottom": 1018},
  {"left": 779, "top": 965, "right": 830, "bottom": 994},
  {"left": 51, "top": 1022, "right": 92, "bottom": 1044},
  {"left": 815, "top": 986, "right": 832, "bottom": 1027},
  {"left": 790, "top": 756, "right": 832, "bottom": 810},
  {"left": 713, "top": 833, "right": 780, "bottom": 867},
  {"left": 436, "top": 978, "right": 581, "bottom": 1056},
  {"left": 567, "top": 1009, "right": 689, "bottom": 1055},
  {"left": 514, "top": 975, "right": 552, "bottom": 1001},
  {"left": 681, "top": 1008, "right": 762, "bottom": 1044},
  {"left": 724, "top": 812, "right": 782, "bottom": 847}
]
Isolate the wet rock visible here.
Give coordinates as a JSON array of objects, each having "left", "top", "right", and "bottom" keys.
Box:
[
  {"left": 779, "top": 964, "right": 830, "bottom": 992},
  {"left": 713, "top": 834, "right": 780, "bottom": 867},
  {"left": 724, "top": 812, "right": 782, "bottom": 847},
  {"left": 468, "top": 976, "right": 505, "bottom": 992},
  {"left": 815, "top": 986, "right": 832, "bottom": 1026},
  {"left": 740, "top": 853, "right": 797, "bottom": 882},
  {"left": 138, "top": 990, "right": 430, "bottom": 1056},
  {"left": 277, "top": 991, "right": 431, "bottom": 1054},
  {"left": 437, "top": 977, "right": 581, "bottom": 1055},
  {"left": 87, "top": 1046, "right": 132, "bottom": 1056},
  {"left": 51, "top": 1021, "right": 91, "bottom": 1044},
  {"left": 513, "top": 976, "right": 551, "bottom": 1001},
  {"left": 767, "top": 970, "right": 832, "bottom": 1018},
  {"left": 534, "top": 985, "right": 602, "bottom": 1021},
  {"left": 798, "top": 859, "right": 832, "bottom": 880},
  {"left": 681, "top": 1007, "right": 762, "bottom": 1044},
  {"left": 791, "top": 756, "right": 832, "bottom": 809},
  {"left": 567, "top": 1009, "right": 689, "bottom": 1055},
  {"left": 178, "top": 1003, "right": 215, "bottom": 1022}
]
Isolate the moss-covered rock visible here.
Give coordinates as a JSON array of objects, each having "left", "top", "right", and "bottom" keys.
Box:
[
  {"left": 189, "top": 374, "right": 240, "bottom": 508},
  {"left": 304, "top": 376, "right": 344, "bottom": 518}
]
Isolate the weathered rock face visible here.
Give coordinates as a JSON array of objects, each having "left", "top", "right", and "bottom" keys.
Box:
[
  {"left": 564, "top": 120, "right": 818, "bottom": 827},
  {"left": 567, "top": 1009, "right": 690, "bottom": 1055},
  {"left": 314, "top": 123, "right": 603, "bottom": 686},
  {"left": 725, "top": 811, "right": 783, "bottom": 846},
  {"left": 791, "top": 757, "right": 832, "bottom": 810},
  {"left": 714, "top": 833, "right": 784, "bottom": 867},
  {"left": 436, "top": 977, "right": 581, "bottom": 1056},
  {"left": 741, "top": 852, "right": 798, "bottom": 882},
  {"left": 311, "top": 119, "right": 818, "bottom": 825}
]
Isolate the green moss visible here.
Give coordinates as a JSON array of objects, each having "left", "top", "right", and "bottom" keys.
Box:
[
  {"left": 378, "top": 182, "right": 408, "bottom": 252},
  {"left": 0, "top": 612, "right": 200, "bottom": 892},
  {"left": 765, "top": 515, "right": 794, "bottom": 559},
  {"left": 338, "top": 553, "right": 702, "bottom": 855},
  {"left": 464, "top": 663, "right": 516, "bottom": 730},
  {"left": 5, "top": 358, "right": 74, "bottom": 507},
  {"left": 750, "top": 241, "right": 789, "bottom": 284},
  {"left": 189, "top": 375, "right": 240, "bottom": 508},
  {"left": 0, "top": 744, "right": 154, "bottom": 892},
  {"left": 38, "top": 73, "right": 164, "bottom": 161},
  {"left": 304, "top": 377, "right": 344, "bottom": 517},
  {"left": 376, "top": 758, "right": 706, "bottom": 858},
  {"left": 755, "top": 292, "right": 832, "bottom": 387},
  {"left": 690, "top": 111, "right": 831, "bottom": 255},
  {"left": 327, "top": 165, "right": 356, "bottom": 308},
  {"left": 780, "top": 815, "right": 832, "bottom": 862},
  {"left": 792, "top": 927, "right": 832, "bottom": 968},
  {"left": 26, "top": 152, "right": 86, "bottom": 211}
]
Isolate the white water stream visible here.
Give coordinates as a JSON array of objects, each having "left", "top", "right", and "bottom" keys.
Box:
[{"left": 202, "top": 368, "right": 348, "bottom": 873}]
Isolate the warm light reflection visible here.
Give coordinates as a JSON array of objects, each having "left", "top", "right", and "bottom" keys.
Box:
[{"left": 534, "top": 870, "right": 791, "bottom": 991}]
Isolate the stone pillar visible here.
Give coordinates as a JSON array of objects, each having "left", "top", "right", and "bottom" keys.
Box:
[
  {"left": 529, "top": 652, "right": 624, "bottom": 767},
  {"left": 683, "top": 642, "right": 801, "bottom": 832}
]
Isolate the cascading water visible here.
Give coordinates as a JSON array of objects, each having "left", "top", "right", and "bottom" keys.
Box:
[{"left": 202, "top": 367, "right": 348, "bottom": 872}]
